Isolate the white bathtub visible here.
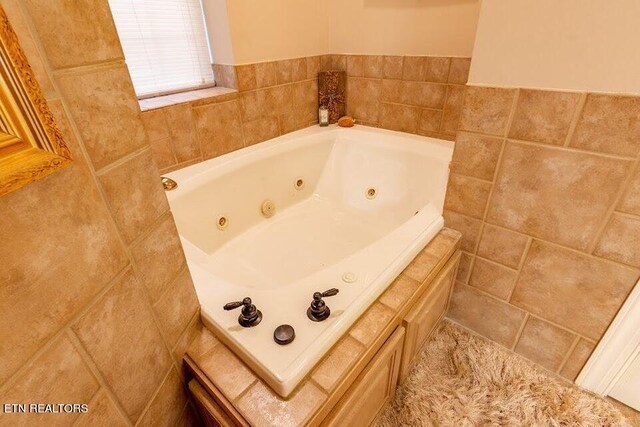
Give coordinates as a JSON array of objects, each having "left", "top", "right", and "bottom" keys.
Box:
[{"left": 166, "top": 125, "right": 453, "bottom": 397}]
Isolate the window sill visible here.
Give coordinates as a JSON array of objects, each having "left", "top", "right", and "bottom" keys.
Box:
[{"left": 138, "top": 86, "right": 238, "bottom": 111}]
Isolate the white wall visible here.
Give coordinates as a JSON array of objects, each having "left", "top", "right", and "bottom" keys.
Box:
[
  {"left": 201, "top": 0, "right": 481, "bottom": 64},
  {"left": 328, "top": 0, "right": 481, "bottom": 57},
  {"left": 469, "top": 0, "right": 640, "bottom": 94}
]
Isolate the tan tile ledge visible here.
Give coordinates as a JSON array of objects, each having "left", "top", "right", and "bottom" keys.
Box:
[{"left": 138, "top": 86, "right": 238, "bottom": 111}]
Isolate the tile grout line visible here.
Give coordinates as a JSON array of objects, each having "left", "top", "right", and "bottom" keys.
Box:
[
  {"left": 66, "top": 329, "right": 135, "bottom": 426},
  {"left": 510, "top": 312, "right": 530, "bottom": 351},
  {"left": 556, "top": 336, "right": 581, "bottom": 375},
  {"left": 506, "top": 237, "right": 533, "bottom": 302},
  {"left": 132, "top": 365, "right": 176, "bottom": 426},
  {"left": 586, "top": 157, "right": 640, "bottom": 254},
  {"left": 0, "top": 264, "right": 130, "bottom": 395},
  {"left": 563, "top": 92, "right": 587, "bottom": 147}
]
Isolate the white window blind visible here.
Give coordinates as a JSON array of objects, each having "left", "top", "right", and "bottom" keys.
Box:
[{"left": 108, "top": 0, "right": 215, "bottom": 97}]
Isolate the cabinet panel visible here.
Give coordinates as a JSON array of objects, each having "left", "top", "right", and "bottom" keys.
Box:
[
  {"left": 189, "top": 379, "right": 238, "bottom": 427},
  {"left": 400, "top": 252, "right": 460, "bottom": 381},
  {"left": 323, "top": 327, "right": 405, "bottom": 427}
]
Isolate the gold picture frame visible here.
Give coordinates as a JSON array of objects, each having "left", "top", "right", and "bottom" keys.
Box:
[{"left": 0, "top": 6, "right": 71, "bottom": 196}]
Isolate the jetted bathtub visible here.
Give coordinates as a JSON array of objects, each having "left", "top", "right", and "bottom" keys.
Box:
[{"left": 166, "top": 125, "right": 454, "bottom": 397}]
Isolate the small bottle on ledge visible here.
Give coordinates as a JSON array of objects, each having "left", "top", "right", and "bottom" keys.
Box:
[{"left": 319, "top": 105, "right": 329, "bottom": 127}]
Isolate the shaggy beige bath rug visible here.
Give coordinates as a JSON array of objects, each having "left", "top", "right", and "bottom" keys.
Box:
[{"left": 376, "top": 320, "right": 633, "bottom": 427}]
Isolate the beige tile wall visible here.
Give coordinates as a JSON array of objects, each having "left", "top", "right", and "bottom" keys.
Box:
[
  {"left": 141, "top": 58, "right": 321, "bottom": 173},
  {"left": 445, "top": 85, "right": 640, "bottom": 381},
  {"left": 145, "top": 54, "right": 470, "bottom": 173},
  {"left": 0, "top": 0, "right": 199, "bottom": 425}
]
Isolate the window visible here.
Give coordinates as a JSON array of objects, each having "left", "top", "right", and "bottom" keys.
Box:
[{"left": 109, "top": 0, "right": 215, "bottom": 98}]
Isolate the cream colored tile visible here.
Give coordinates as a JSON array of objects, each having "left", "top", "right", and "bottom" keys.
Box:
[
  {"left": 383, "top": 56, "right": 404, "bottom": 79},
  {"left": 560, "top": 339, "right": 596, "bottom": 381},
  {"left": 514, "top": 317, "right": 576, "bottom": 371},
  {"left": 137, "top": 368, "right": 186, "bottom": 427},
  {"left": 570, "top": 94, "right": 640, "bottom": 157},
  {"left": 186, "top": 328, "right": 220, "bottom": 361},
  {"left": 448, "top": 283, "right": 526, "bottom": 347},
  {"left": 148, "top": 137, "right": 177, "bottom": 170},
  {"left": 379, "top": 102, "right": 420, "bottom": 133},
  {"left": 402, "top": 56, "right": 426, "bottom": 81},
  {"left": 290, "top": 57, "right": 307, "bottom": 82},
  {"left": 423, "top": 57, "right": 451, "bottom": 83},
  {"left": 477, "top": 224, "right": 529, "bottom": 269},
  {"left": 448, "top": 58, "right": 471, "bottom": 84},
  {"left": 237, "top": 381, "right": 325, "bottom": 427},
  {"left": 618, "top": 169, "right": 640, "bottom": 216},
  {"left": 99, "top": 149, "right": 169, "bottom": 243},
  {"left": 460, "top": 86, "right": 517, "bottom": 136},
  {"left": 172, "top": 316, "right": 203, "bottom": 367},
  {"left": 451, "top": 132, "right": 503, "bottom": 181},
  {"left": 255, "top": 61, "right": 278, "bottom": 88},
  {"left": 0, "top": 151, "right": 127, "bottom": 383},
  {"left": 131, "top": 214, "right": 185, "bottom": 302},
  {"left": 445, "top": 174, "right": 492, "bottom": 219},
  {"left": 141, "top": 110, "right": 169, "bottom": 142},
  {"left": 444, "top": 210, "right": 482, "bottom": 252},
  {"left": 399, "top": 81, "right": 447, "bottom": 109},
  {"left": 311, "top": 336, "right": 365, "bottom": 392},
  {"left": 347, "top": 77, "right": 382, "bottom": 123},
  {"left": 25, "top": 0, "right": 122, "bottom": 69},
  {"left": 403, "top": 249, "right": 440, "bottom": 283},
  {"left": 487, "top": 141, "right": 632, "bottom": 250},
  {"left": 193, "top": 100, "right": 244, "bottom": 159},
  {"left": 276, "top": 59, "right": 294, "bottom": 84},
  {"left": 469, "top": 258, "right": 518, "bottom": 300},
  {"left": 509, "top": 89, "right": 581, "bottom": 145},
  {"left": 456, "top": 252, "right": 473, "bottom": 284},
  {"left": 306, "top": 56, "right": 321, "bottom": 79},
  {"left": 0, "top": 336, "right": 99, "bottom": 427},
  {"left": 426, "top": 229, "right": 460, "bottom": 258},
  {"left": 380, "top": 275, "right": 420, "bottom": 311},
  {"left": 349, "top": 302, "right": 395, "bottom": 346},
  {"left": 74, "top": 390, "right": 128, "bottom": 427},
  {"left": 292, "top": 79, "right": 318, "bottom": 127},
  {"left": 418, "top": 109, "right": 442, "bottom": 133},
  {"left": 594, "top": 213, "right": 640, "bottom": 267},
  {"left": 72, "top": 271, "right": 173, "bottom": 421},
  {"left": 364, "top": 55, "right": 384, "bottom": 78},
  {"left": 243, "top": 116, "right": 280, "bottom": 146},
  {"left": 197, "top": 342, "right": 257, "bottom": 401},
  {"left": 236, "top": 64, "right": 257, "bottom": 91},
  {"left": 57, "top": 65, "right": 147, "bottom": 170},
  {"left": 153, "top": 269, "right": 199, "bottom": 347},
  {"left": 511, "top": 240, "right": 639, "bottom": 340},
  {"left": 441, "top": 84, "right": 466, "bottom": 135},
  {"left": 346, "top": 55, "right": 364, "bottom": 77},
  {"left": 163, "top": 104, "right": 200, "bottom": 162}
]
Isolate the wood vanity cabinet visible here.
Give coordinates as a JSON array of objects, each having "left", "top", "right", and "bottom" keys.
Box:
[
  {"left": 399, "top": 252, "right": 460, "bottom": 382},
  {"left": 321, "top": 327, "right": 404, "bottom": 426},
  {"left": 188, "top": 250, "right": 461, "bottom": 427}
]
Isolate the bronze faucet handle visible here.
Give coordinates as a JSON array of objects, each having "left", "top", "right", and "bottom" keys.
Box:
[
  {"left": 321, "top": 288, "right": 339, "bottom": 298},
  {"left": 223, "top": 297, "right": 262, "bottom": 327},
  {"left": 308, "top": 288, "right": 339, "bottom": 322}
]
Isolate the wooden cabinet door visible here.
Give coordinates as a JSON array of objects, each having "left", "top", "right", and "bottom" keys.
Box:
[
  {"left": 399, "top": 251, "right": 460, "bottom": 382},
  {"left": 322, "top": 327, "right": 405, "bottom": 427}
]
